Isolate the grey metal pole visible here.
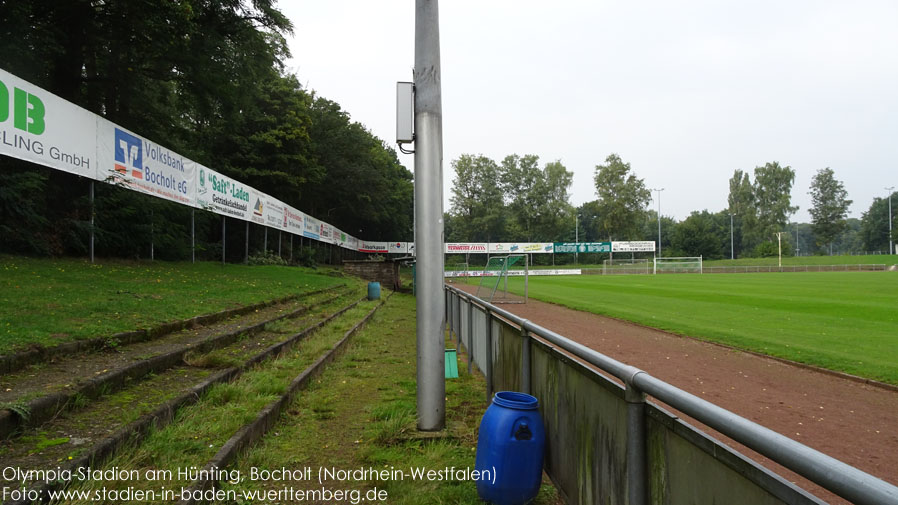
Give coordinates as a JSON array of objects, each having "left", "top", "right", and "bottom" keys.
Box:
[
  {"left": 887, "top": 186, "right": 895, "bottom": 254},
  {"left": 278, "top": 231, "right": 282, "bottom": 258},
  {"left": 264, "top": 227, "right": 268, "bottom": 254},
  {"left": 191, "top": 209, "right": 195, "bottom": 263},
  {"left": 521, "top": 327, "right": 531, "bottom": 395},
  {"left": 221, "top": 216, "right": 226, "bottom": 265},
  {"left": 730, "top": 213, "right": 734, "bottom": 260},
  {"left": 625, "top": 384, "right": 647, "bottom": 505},
  {"left": 485, "top": 309, "right": 493, "bottom": 402},
  {"left": 575, "top": 213, "right": 578, "bottom": 264},
  {"left": 89, "top": 181, "right": 95, "bottom": 264},
  {"left": 414, "top": 0, "right": 446, "bottom": 431},
  {"left": 654, "top": 188, "right": 664, "bottom": 256},
  {"left": 466, "top": 298, "right": 473, "bottom": 375},
  {"left": 245, "top": 221, "right": 250, "bottom": 265},
  {"left": 150, "top": 210, "right": 154, "bottom": 261}
]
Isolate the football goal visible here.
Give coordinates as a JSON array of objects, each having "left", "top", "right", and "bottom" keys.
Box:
[
  {"left": 654, "top": 256, "right": 703, "bottom": 274},
  {"left": 602, "top": 258, "right": 651, "bottom": 275},
  {"left": 475, "top": 254, "right": 528, "bottom": 303}
]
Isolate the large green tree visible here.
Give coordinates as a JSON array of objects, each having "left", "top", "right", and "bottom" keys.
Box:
[
  {"left": 593, "top": 154, "right": 651, "bottom": 240},
  {"left": 448, "top": 154, "right": 506, "bottom": 242},
  {"left": 751, "top": 161, "right": 798, "bottom": 245},
  {"left": 860, "top": 193, "right": 896, "bottom": 252},
  {"left": 808, "top": 168, "right": 852, "bottom": 253},
  {"left": 726, "top": 169, "right": 755, "bottom": 258},
  {"left": 670, "top": 210, "right": 728, "bottom": 259}
]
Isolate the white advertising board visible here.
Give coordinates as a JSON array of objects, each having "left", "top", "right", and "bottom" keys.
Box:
[
  {"left": 0, "top": 68, "right": 97, "bottom": 180},
  {"left": 612, "top": 241, "right": 656, "bottom": 252},
  {"left": 359, "top": 241, "right": 390, "bottom": 253},
  {"left": 195, "top": 164, "right": 253, "bottom": 220},
  {"left": 388, "top": 242, "right": 408, "bottom": 254},
  {"left": 263, "top": 194, "right": 286, "bottom": 231},
  {"left": 98, "top": 118, "right": 195, "bottom": 206},
  {"left": 284, "top": 205, "right": 304, "bottom": 235},
  {"left": 319, "top": 222, "right": 334, "bottom": 243},
  {"left": 303, "top": 214, "right": 321, "bottom": 240},
  {"left": 445, "top": 243, "right": 487, "bottom": 253},
  {"left": 488, "top": 243, "right": 555, "bottom": 254}
]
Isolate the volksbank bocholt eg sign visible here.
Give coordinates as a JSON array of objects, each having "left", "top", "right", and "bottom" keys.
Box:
[{"left": 0, "top": 68, "right": 97, "bottom": 180}]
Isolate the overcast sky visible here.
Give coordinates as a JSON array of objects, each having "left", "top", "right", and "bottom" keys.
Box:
[{"left": 282, "top": 1, "right": 898, "bottom": 223}]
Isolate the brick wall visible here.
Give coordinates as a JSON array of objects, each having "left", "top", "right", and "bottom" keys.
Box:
[{"left": 342, "top": 260, "right": 400, "bottom": 290}]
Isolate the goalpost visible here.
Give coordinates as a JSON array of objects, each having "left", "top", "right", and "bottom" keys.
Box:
[
  {"left": 475, "top": 254, "right": 528, "bottom": 303},
  {"left": 602, "top": 258, "right": 651, "bottom": 275},
  {"left": 654, "top": 256, "right": 703, "bottom": 274}
]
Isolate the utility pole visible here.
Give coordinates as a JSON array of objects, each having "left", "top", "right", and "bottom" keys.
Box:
[
  {"left": 653, "top": 188, "right": 664, "bottom": 256},
  {"left": 415, "top": 0, "right": 445, "bottom": 431},
  {"left": 886, "top": 186, "right": 895, "bottom": 254}
]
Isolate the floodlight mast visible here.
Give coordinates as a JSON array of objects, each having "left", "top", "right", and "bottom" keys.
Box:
[
  {"left": 414, "top": 0, "right": 445, "bottom": 431},
  {"left": 886, "top": 186, "right": 895, "bottom": 255}
]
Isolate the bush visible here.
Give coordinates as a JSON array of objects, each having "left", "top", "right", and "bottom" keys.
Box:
[{"left": 247, "top": 251, "right": 288, "bottom": 266}]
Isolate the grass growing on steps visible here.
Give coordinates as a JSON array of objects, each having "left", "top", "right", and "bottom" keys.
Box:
[
  {"left": 223, "top": 292, "right": 561, "bottom": 504},
  {"left": 0, "top": 255, "right": 352, "bottom": 354}
]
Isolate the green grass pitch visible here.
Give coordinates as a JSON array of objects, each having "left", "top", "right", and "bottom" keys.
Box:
[{"left": 499, "top": 272, "right": 898, "bottom": 384}]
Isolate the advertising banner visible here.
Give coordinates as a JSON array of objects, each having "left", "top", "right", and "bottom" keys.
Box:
[
  {"left": 359, "top": 241, "right": 390, "bottom": 253},
  {"left": 284, "top": 205, "right": 304, "bottom": 235},
  {"left": 388, "top": 242, "right": 408, "bottom": 254},
  {"left": 195, "top": 164, "right": 253, "bottom": 219},
  {"left": 0, "top": 68, "right": 98, "bottom": 180},
  {"left": 319, "top": 222, "right": 334, "bottom": 244},
  {"left": 488, "top": 243, "right": 554, "bottom": 254},
  {"left": 553, "top": 242, "right": 612, "bottom": 253},
  {"left": 445, "top": 243, "right": 487, "bottom": 254},
  {"left": 303, "top": 214, "right": 320, "bottom": 240},
  {"left": 346, "top": 235, "right": 360, "bottom": 251},
  {"left": 612, "top": 241, "right": 656, "bottom": 252},
  {"left": 263, "top": 194, "right": 286, "bottom": 231},
  {"left": 98, "top": 119, "right": 195, "bottom": 206}
]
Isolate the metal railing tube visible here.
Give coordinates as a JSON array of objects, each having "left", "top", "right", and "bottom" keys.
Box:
[
  {"left": 466, "top": 298, "right": 473, "bottom": 374},
  {"left": 631, "top": 373, "right": 898, "bottom": 505},
  {"left": 485, "top": 307, "right": 493, "bottom": 401}
]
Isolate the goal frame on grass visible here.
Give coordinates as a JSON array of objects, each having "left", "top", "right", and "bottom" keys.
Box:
[
  {"left": 602, "top": 258, "right": 651, "bottom": 275},
  {"left": 475, "top": 254, "right": 528, "bottom": 304},
  {"left": 653, "top": 256, "right": 703, "bottom": 274}
]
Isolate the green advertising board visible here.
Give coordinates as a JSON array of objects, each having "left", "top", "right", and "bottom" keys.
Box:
[{"left": 553, "top": 242, "right": 611, "bottom": 253}]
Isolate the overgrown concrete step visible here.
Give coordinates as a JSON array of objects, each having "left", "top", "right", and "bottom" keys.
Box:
[
  {"left": 1, "top": 295, "right": 382, "bottom": 505},
  {"left": 180, "top": 295, "right": 389, "bottom": 504},
  {"left": 0, "top": 287, "right": 357, "bottom": 438},
  {"left": 0, "top": 284, "right": 345, "bottom": 376}
]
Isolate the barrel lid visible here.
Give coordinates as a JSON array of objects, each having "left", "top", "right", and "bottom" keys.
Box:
[{"left": 492, "top": 391, "right": 539, "bottom": 410}]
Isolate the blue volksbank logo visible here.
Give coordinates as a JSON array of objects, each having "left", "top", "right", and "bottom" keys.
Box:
[{"left": 114, "top": 128, "right": 142, "bottom": 179}]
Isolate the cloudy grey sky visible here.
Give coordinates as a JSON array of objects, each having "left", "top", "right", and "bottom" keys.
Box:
[{"left": 282, "top": 1, "right": 898, "bottom": 223}]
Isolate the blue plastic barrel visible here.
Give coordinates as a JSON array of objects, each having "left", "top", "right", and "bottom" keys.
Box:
[
  {"left": 475, "top": 391, "right": 545, "bottom": 505},
  {"left": 367, "top": 281, "right": 381, "bottom": 300}
]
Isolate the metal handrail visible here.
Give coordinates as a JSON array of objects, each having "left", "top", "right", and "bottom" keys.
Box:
[{"left": 445, "top": 284, "right": 898, "bottom": 505}]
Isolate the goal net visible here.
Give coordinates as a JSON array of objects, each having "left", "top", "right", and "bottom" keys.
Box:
[
  {"left": 475, "top": 254, "right": 528, "bottom": 303},
  {"left": 602, "top": 258, "right": 651, "bottom": 275},
  {"left": 444, "top": 262, "right": 469, "bottom": 284},
  {"left": 654, "top": 256, "right": 703, "bottom": 274}
]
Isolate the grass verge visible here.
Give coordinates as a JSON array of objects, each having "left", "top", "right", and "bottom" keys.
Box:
[
  {"left": 0, "top": 255, "right": 348, "bottom": 354},
  {"left": 501, "top": 272, "right": 898, "bottom": 384}
]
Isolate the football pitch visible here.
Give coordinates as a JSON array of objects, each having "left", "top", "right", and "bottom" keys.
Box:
[{"left": 496, "top": 272, "right": 898, "bottom": 384}]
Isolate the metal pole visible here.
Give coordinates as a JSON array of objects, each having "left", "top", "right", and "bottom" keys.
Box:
[
  {"left": 414, "top": 0, "right": 445, "bottom": 431},
  {"left": 264, "top": 227, "right": 268, "bottom": 254},
  {"left": 278, "top": 231, "right": 282, "bottom": 258},
  {"left": 887, "top": 186, "right": 895, "bottom": 254},
  {"left": 485, "top": 308, "right": 493, "bottom": 402},
  {"left": 89, "top": 181, "right": 95, "bottom": 263},
  {"left": 625, "top": 384, "right": 647, "bottom": 505},
  {"left": 466, "top": 297, "right": 473, "bottom": 375},
  {"left": 653, "top": 188, "right": 664, "bottom": 256},
  {"left": 521, "top": 327, "right": 531, "bottom": 395},
  {"left": 221, "top": 216, "right": 226, "bottom": 265},
  {"left": 575, "top": 213, "right": 578, "bottom": 264},
  {"left": 150, "top": 209, "right": 154, "bottom": 261},
  {"left": 730, "top": 213, "right": 734, "bottom": 260},
  {"left": 245, "top": 222, "right": 249, "bottom": 265},
  {"left": 191, "top": 209, "right": 195, "bottom": 263},
  {"left": 289, "top": 234, "right": 293, "bottom": 262}
]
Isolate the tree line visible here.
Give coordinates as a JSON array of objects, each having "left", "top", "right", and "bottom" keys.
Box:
[
  {"left": 0, "top": 0, "right": 412, "bottom": 260},
  {"left": 448, "top": 152, "right": 896, "bottom": 260}
]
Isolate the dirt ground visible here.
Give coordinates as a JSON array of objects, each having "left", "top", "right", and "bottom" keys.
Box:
[{"left": 473, "top": 290, "right": 898, "bottom": 505}]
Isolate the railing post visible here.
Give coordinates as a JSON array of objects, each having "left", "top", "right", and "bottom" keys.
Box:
[
  {"left": 625, "top": 378, "right": 647, "bottom": 505},
  {"left": 521, "top": 325, "right": 531, "bottom": 395},
  {"left": 466, "top": 295, "right": 473, "bottom": 375},
  {"left": 485, "top": 308, "right": 493, "bottom": 401}
]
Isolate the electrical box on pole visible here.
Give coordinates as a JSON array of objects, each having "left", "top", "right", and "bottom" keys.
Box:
[{"left": 396, "top": 82, "right": 415, "bottom": 144}]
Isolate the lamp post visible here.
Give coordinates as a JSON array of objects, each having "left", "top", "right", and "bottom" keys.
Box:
[
  {"left": 729, "top": 213, "right": 736, "bottom": 260},
  {"left": 653, "top": 188, "right": 664, "bottom": 256},
  {"left": 887, "top": 186, "right": 895, "bottom": 255},
  {"left": 575, "top": 213, "right": 579, "bottom": 264}
]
